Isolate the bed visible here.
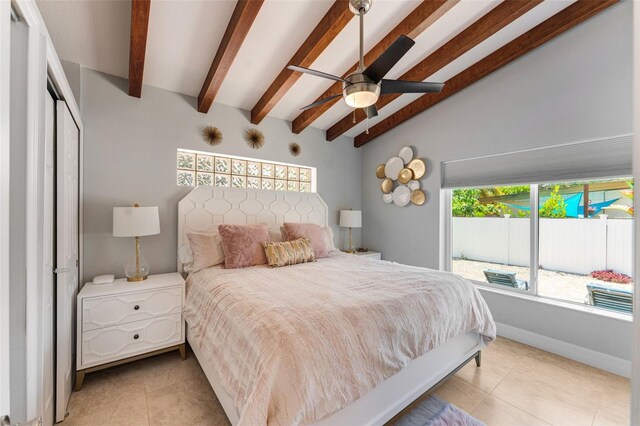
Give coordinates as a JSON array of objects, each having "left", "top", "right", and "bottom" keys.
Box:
[{"left": 178, "top": 186, "right": 495, "bottom": 426}]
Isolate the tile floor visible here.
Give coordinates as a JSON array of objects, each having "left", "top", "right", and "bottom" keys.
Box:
[{"left": 62, "top": 337, "right": 630, "bottom": 426}]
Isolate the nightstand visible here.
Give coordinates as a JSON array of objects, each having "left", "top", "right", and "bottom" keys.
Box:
[
  {"left": 75, "top": 272, "right": 185, "bottom": 390},
  {"left": 352, "top": 251, "right": 381, "bottom": 260}
]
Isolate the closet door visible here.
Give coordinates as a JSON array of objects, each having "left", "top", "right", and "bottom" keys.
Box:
[
  {"left": 55, "top": 100, "right": 79, "bottom": 423},
  {"left": 42, "top": 92, "right": 55, "bottom": 426}
]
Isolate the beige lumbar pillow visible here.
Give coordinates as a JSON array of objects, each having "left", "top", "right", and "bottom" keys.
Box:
[
  {"left": 186, "top": 232, "right": 225, "bottom": 273},
  {"left": 263, "top": 238, "right": 316, "bottom": 267}
]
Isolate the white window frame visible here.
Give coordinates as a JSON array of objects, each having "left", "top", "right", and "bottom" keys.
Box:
[{"left": 442, "top": 183, "right": 633, "bottom": 318}]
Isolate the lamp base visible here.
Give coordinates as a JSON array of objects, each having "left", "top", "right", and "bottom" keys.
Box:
[{"left": 125, "top": 237, "right": 150, "bottom": 282}]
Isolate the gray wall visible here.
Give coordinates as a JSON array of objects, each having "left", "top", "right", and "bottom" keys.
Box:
[
  {"left": 60, "top": 59, "right": 81, "bottom": 109},
  {"left": 80, "top": 69, "right": 362, "bottom": 283},
  {"left": 361, "top": 1, "right": 633, "bottom": 361}
]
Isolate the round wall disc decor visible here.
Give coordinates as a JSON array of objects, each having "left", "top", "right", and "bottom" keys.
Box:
[
  {"left": 408, "top": 158, "right": 426, "bottom": 180},
  {"left": 385, "top": 156, "right": 404, "bottom": 179},
  {"left": 399, "top": 146, "right": 413, "bottom": 164},
  {"left": 376, "top": 148, "right": 427, "bottom": 207},
  {"left": 398, "top": 168, "right": 413, "bottom": 184},
  {"left": 411, "top": 189, "right": 426, "bottom": 206},
  {"left": 381, "top": 178, "right": 393, "bottom": 194},
  {"left": 392, "top": 185, "right": 411, "bottom": 207}
]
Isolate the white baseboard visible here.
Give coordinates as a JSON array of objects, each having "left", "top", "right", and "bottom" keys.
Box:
[{"left": 495, "top": 322, "right": 631, "bottom": 378}]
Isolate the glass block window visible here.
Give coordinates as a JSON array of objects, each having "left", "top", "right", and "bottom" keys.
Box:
[{"left": 177, "top": 149, "right": 315, "bottom": 193}]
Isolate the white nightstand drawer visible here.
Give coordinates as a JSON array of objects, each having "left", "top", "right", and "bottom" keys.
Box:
[
  {"left": 82, "top": 285, "right": 182, "bottom": 332},
  {"left": 353, "top": 251, "right": 381, "bottom": 260},
  {"left": 81, "top": 313, "right": 182, "bottom": 367}
]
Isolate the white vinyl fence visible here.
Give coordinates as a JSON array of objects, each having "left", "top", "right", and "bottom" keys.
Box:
[{"left": 452, "top": 217, "right": 633, "bottom": 276}]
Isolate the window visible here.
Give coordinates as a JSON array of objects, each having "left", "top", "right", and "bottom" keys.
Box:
[
  {"left": 176, "top": 149, "right": 315, "bottom": 192},
  {"left": 452, "top": 185, "right": 531, "bottom": 291},
  {"left": 537, "top": 179, "right": 634, "bottom": 306},
  {"left": 449, "top": 178, "right": 634, "bottom": 314}
]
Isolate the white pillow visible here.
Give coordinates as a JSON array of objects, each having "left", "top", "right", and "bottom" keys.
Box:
[
  {"left": 185, "top": 232, "right": 225, "bottom": 273},
  {"left": 325, "top": 226, "right": 337, "bottom": 252},
  {"left": 178, "top": 243, "right": 195, "bottom": 272}
]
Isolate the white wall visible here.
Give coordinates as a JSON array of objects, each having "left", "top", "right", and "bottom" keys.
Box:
[
  {"left": 80, "top": 68, "right": 362, "bottom": 283},
  {"left": 631, "top": 0, "right": 640, "bottom": 420},
  {"left": 361, "top": 1, "right": 633, "bottom": 362}
]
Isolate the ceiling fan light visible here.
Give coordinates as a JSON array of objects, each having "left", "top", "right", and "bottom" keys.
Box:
[
  {"left": 343, "top": 81, "right": 380, "bottom": 108},
  {"left": 344, "top": 91, "right": 379, "bottom": 108}
]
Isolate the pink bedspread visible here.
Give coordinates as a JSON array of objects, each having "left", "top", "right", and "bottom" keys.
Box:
[{"left": 184, "top": 253, "right": 495, "bottom": 425}]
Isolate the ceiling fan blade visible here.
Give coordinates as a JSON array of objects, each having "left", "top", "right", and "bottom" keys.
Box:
[
  {"left": 288, "top": 65, "right": 348, "bottom": 83},
  {"left": 364, "top": 104, "right": 378, "bottom": 119},
  {"left": 363, "top": 35, "right": 415, "bottom": 83},
  {"left": 299, "top": 94, "right": 343, "bottom": 111},
  {"left": 380, "top": 80, "right": 444, "bottom": 94}
]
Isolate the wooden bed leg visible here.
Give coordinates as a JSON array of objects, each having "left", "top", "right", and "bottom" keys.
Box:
[
  {"left": 475, "top": 351, "right": 481, "bottom": 367},
  {"left": 179, "top": 343, "right": 187, "bottom": 360}
]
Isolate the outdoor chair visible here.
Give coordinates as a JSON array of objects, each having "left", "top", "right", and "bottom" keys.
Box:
[
  {"left": 587, "top": 283, "right": 633, "bottom": 314},
  {"left": 483, "top": 269, "right": 529, "bottom": 290}
]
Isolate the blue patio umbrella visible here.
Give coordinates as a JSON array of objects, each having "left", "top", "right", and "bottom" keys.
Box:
[{"left": 504, "top": 193, "right": 619, "bottom": 218}]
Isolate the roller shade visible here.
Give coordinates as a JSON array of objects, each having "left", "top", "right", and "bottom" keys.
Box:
[{"left": 441, "top": 134, "right": 633, "bottom": 189}]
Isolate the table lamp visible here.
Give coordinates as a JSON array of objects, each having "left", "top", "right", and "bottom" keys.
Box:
[
  {"left": 339, "top": 209, "right": 362, "bottom": 253},
  {"left": 113, "top": 204, "right": 160, "bottom": 282}
]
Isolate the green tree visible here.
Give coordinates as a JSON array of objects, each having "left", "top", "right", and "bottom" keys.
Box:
[
  {"left": 539, "top": 185, "right": 567, "bottom": 218},
  {"left": 452, "top": 188, "right": 521, "bottom": 217}
]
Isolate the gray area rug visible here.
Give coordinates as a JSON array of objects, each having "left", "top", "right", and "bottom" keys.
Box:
[{"left": 395, "top": 395, "right": 485, "bottom": 426}]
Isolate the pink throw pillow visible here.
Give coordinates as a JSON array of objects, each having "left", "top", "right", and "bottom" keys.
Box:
[
  {"left": 218, "top": 224, "right": 269, "bottom": 269},
  {"left": 282, "top": 223, "right": 332, "bottom": 258}
]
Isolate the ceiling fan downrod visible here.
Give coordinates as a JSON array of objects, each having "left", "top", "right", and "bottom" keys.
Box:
[{"left": 349, "top": 0, "right": 372, "bottom": 72}]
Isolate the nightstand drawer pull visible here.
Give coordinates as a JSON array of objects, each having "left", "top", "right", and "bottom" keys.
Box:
[
  {"left": 82, "top": 286, "right": 182, "bottom": 332},
  {"left": 81, "top": 313, "right": 182, "bottom": 367}
]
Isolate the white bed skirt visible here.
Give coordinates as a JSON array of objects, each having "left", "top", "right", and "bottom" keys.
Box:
[{"left": 187, "top": 324, "right": 484, "bottom": 426}]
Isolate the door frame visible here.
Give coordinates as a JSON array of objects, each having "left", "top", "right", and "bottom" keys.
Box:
[
  {"left": 632, "top": 1, "right": 639, "bottom": 424},
  {"left": 0, "top": 0, "right": 84, "bottom": 422},
  {"left": 0, "top": 0, "right": 12, "bottom": 417}
]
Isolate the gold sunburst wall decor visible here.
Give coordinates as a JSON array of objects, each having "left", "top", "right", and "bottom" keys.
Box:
[
  {"left": 244, "top": 128, "right": 265, "bottom": 149},
  {"left": 289, "top": 143, "right": 301, "bottom": 156},
  {"left": 202, "top": 126, "right": 223, "bottom": 146}
]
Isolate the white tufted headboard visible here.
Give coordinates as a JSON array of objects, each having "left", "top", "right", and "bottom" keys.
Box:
[{"left": 177, "top": 186, "right": 328, "bottom": 272}]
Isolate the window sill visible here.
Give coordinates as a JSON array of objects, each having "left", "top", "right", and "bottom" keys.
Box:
[{"left": 470, "top": 279, "right": 633, "bottom": 323}]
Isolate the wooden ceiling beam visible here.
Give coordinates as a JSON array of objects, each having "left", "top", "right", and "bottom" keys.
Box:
[
  {"left": 197, "top": 0, "right": 265, "bottom": 113},
  {"left": 250, "top": 0, "right": 353, "bottom": 125},
  {"left": 354, "top": 0, "right": 618, "bottom": 147},
  {"left": 326, "top": 0, "right": 542, "bottom": 141},
  {"left": 128, "top": 0, "right": 151, "bottom": 98},
  {"left": 290, "top": 0, "right": 459, "bottom": 134}
]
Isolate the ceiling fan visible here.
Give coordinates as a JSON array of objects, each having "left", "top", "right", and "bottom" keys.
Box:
[{"left": 288, "top": 0, "right": 444, "bottom": 121}]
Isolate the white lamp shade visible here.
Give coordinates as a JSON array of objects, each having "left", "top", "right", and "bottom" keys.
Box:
[
  {"left": 113, "top": 206, "right": 160, "bottom": 237},
  {"left": 339, "top": 210, "right": 362, "bottom": 228}
]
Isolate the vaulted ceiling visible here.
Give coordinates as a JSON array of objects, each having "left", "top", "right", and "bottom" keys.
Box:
[{"left": 37, "top": 0, "right": 617, "bottom": 146}]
